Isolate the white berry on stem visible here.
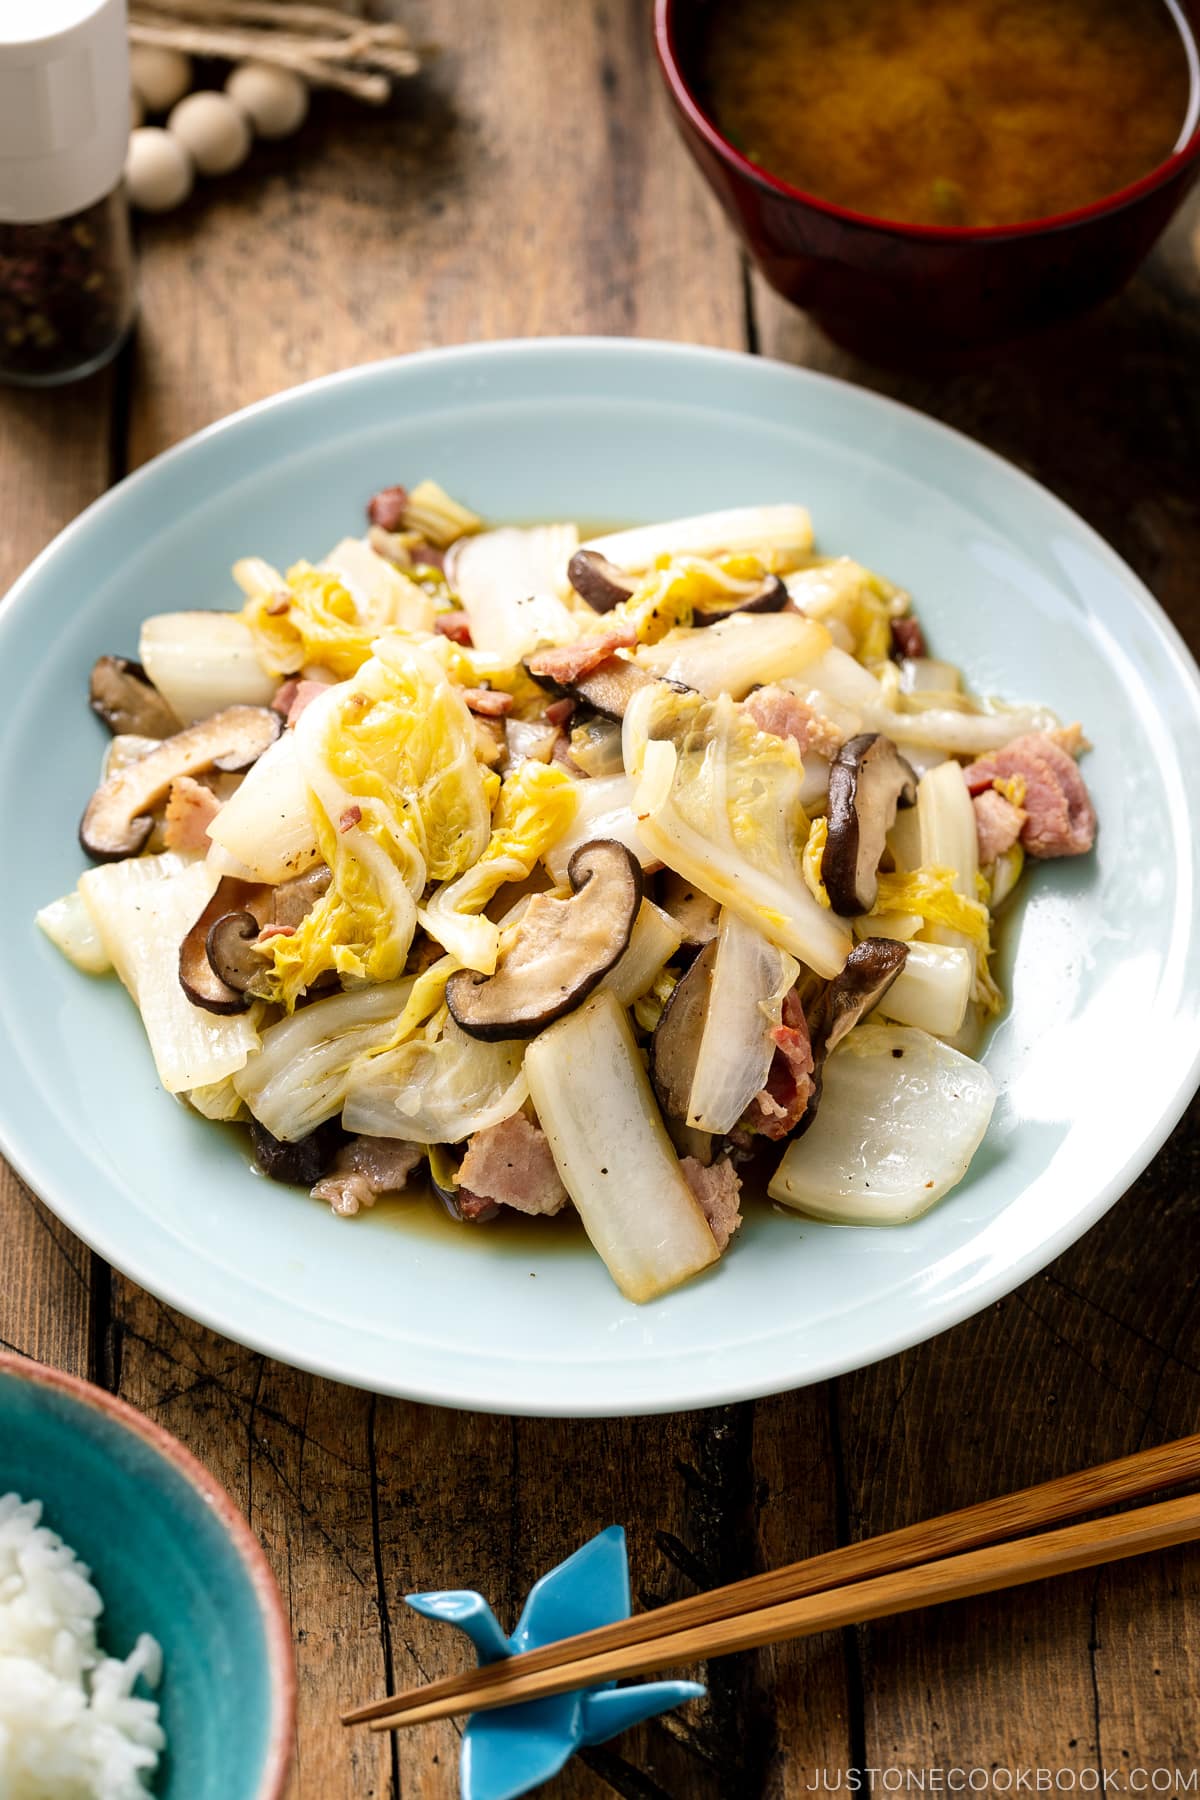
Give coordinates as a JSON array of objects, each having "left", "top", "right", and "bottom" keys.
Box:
[
  {"left": 126, "top": 127, "right": 194, "bottom": 213},
  {"left": 168, "top": 91, "right": 253, "bottom": 178},
  {"left": 225, "top": 62, "right": 309, "bottom": 139},
  {"left": 130, "top": 45, "right": 193, "bottom": 113}
]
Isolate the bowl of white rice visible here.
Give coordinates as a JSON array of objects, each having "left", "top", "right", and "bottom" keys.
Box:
[{"left": 0, "top": 1352, "right": 294, "bottom": 1800}]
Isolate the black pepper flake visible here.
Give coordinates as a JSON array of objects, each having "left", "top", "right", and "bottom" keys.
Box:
[{"left": 1, "top": 189, "right": 135, "bottom": 387}]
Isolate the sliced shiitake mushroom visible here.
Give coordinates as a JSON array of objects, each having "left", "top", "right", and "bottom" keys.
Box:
[
  {"left": 250, "top": 1117, "right": 345, "bottom": 1186},
  {"left": 649, "top": 938, "right": 717, "bottom": 1165},
  {"left": 89, "top": 655, "right": 181, "bottom": 739},
  {"left": 80, "top": 705, "right": 282, "bottom": 861},
  {"left": 821, "top": 733, "right": 917, "bottom": 915},
  {"left": 788, "top": 937, "right": 909, "bottom": 1140},
  {"left": 809, "top": 938, "right": 909, "bottom": 1058},
  {"left": 270, "top": 865, "right": 332, "bottom": 930},
  {"left": 567, "top": 548, "right": 637, "bottom": 613},
  {"left": 692, "top": 575, "right": 788, "bottom": 628},
  {"left": 446, "top": 838, "right": 643, "bottom": 1041},
  {"left": 656, "top": 870, "right": 720, "bottom": 950},
  {"left": 179, "top": 876, "right": 272, "bottom": 1014},
  {"left": 525, "top": 649, "right": 656, "bottom": 722},
  {"left": 207, "top": 911, "right": 267, "bottom": 998},
  {"left": 564, "top": 655, "right": 656, "bottom": 721}
]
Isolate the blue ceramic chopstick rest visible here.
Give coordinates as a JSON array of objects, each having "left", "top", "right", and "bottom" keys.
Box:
[{"left": 406, "top": 1525, "right": 704, "bottom": 1800}]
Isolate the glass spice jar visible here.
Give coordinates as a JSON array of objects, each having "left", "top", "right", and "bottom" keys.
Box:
[{"left": 0, "top": 0, "right": 136, "bottom": 388}]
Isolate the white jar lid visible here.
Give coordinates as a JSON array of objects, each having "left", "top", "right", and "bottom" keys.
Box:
[{"left": 0, "top": 0, "right": 130, "bottom": 223}]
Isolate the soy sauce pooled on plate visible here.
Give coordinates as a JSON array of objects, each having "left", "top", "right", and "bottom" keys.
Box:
[{"left": 698, "top": 0, "right": 1197, "bottom": 228}]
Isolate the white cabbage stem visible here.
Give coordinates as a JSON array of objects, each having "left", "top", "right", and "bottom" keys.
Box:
[
  {"left": 585, "top": 504, "right": 813, "bottom": 573},
  {"left": 769, "top": 1021, "right": 995, "bottom": 1224},
  {"left": 525, "top": 989, "right": 718, "bottom": 1303},
  {"left": 139, "top": 611, "right": 276, "bottom": 723},
  {"left": 687, "top": 910, "right": 799, "bottom": 1134}
]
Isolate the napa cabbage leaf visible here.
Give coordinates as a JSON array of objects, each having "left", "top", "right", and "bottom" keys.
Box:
[
  {"left": 237, "top": 547, "right": 432, "bottom": 679},
  {"left": 418, "top": 760, "right": 578, "bottom": 972},
  {"left": 870, "top": 865, "right": 1001, "bottom": 1012},
  {"left": 260, "top": 637, "right": 491, "bottom": 1007},
  {"left": 623, "top": 681, "right": 852, "bottom": 979}
]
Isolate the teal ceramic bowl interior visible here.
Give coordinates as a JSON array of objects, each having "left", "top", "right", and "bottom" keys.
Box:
[
  {"left": 0, "top": 339, "right": 1198, "bottom": 1416},
  {"left": 0, "top": 1354, "right": 294, "bottom": 1799}
]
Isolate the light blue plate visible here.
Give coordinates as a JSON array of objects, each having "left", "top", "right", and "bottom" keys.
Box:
[
  {"left": 0, "top": 1353, "right": 294, "bottom": 1798},
  {"left": 0, "top": 339, "right": 1197, "bottom": 1416}
]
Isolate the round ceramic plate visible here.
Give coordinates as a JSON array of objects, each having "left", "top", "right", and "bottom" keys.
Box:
[{"left": 2, "top": 340, "right": 1197, "bottom": 1416}]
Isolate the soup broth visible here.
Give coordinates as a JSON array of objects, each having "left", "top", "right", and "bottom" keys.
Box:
[{"left": 699, "top": 0, "right": 1196, "bottom": 228}]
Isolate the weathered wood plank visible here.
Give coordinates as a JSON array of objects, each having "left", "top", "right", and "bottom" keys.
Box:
[
  {"left": 0, "top": 373, "right": 114, "bottom": 1377},
  {"left": 752, "top": 1389, "right": 856, "bottom": 1794},
  {"left": 0, "top": 1170, "right": 93, "bottom": 1374},
  {"left": 126, "top": 0, "right": 740, "bottom": 473},
  {"left": 0, "top": 377, "right": 114, "bottom": 594}
]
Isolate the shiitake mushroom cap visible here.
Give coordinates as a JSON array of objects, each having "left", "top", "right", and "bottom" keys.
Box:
[
  {"left": 821, "top": 732, "right": 917, "bottom": 916},
  {"left": 80, "top": 704, "right": 281, "bottom": 861},
  {"left": 89, "top": 655, "right": 180, "bottom": 739},
  {"left": 446, "top": 839, "right": 643, "bottom": 1041},
  {"left": 567, "top": 548, "right": 638, "bottom": 613}
]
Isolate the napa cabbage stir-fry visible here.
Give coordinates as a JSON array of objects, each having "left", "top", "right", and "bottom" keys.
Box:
[{"left": 39, "top": 481, "right": 1097, "bottom": 1304}]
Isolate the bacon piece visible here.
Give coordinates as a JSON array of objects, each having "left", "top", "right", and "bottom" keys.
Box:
[
  {"left": 891, "top": 615, "right": 927, "bottom": 660},
  {"left": 271, "top": 678, "right": 300, "bottom": 717},
  {"left": 456, "top": 1114, "right": 568, "bottom": 1217},
  {"left": 312, "top": 1135, "right": 425, "bottom": 1218},
  {"left": 162, "top": 775, "right": 222, "bottom": 852},
  {"left": 435, "top": 611, "right": 473, "bottom": 646},
  {"left": 272, "top": 676, "right": 332, "bottom": 726},
  {"left": 257, "top": 922, "right": 295, "bottom": 941},
  {"left": 742, "top": 990, "right": 816, "bottom": 1140},
  {"left": 544, "top": 697, "right": 576, "bottom": 727},
  {"left": 457, "top": 1189, "right": 501, "bottom": 1222},
  {"left": 339, "top": 805, "right": 362, "bottom": 832},
  {"left": 285, "top": 679, "right": 332, "bottom": 728},
  {"left": 366, "top": 484, "right": 408, "bottom": 532},
  {"left": 973, "top": 787, "right": 1025, "bottom": 864},
  {"left": 462, "top": 687, "right": 513, "bottom": 717},
  {"left": 965, "top": 732, "right": 1095, "bottom": 859},
  {"left": 681, "top": 1156, "right": 743, "bottom": 1253},
  {"left": 744, "top": 684, "right": 843, "bottom": 760},
  {"left": 527, "top": 627, "right": 638, "bottom": 686}
]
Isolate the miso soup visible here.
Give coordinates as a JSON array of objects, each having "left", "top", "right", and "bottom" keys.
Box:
[{"left": 698, "top": 0, "right": 1197, "bottom": 228}]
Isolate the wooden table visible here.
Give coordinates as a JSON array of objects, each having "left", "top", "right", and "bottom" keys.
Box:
[{"left": 3, "top": 4, "right": 1199, "bottom": 1792}]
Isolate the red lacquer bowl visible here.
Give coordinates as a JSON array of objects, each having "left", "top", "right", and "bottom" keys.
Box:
[{"left": 655, "top": 0, "right": 1200, "bottom": 361}]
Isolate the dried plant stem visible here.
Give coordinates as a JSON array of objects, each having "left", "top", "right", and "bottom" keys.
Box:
[
  {"left": 143, "top": 0, "right": 389, "bottom": 27},
  {"left": 129, "top": 1, "right": 419, "bottom": 103}
]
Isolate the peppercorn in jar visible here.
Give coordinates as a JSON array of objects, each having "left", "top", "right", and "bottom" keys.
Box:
[{"left": 0, "top": 0, "right": 136, "bottom": 387}]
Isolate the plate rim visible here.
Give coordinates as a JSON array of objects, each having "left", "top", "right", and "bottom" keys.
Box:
[{"left": 3, "top": 335, "right": 1199, "bottom": 1416}]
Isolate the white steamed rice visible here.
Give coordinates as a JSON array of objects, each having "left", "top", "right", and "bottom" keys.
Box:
[{"left": 0, "top": 1493, "right": 165, "bottom": 1799}]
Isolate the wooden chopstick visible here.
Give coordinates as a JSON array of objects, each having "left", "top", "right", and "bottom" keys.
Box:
[
  {"left": 366, "top": 1489, "right": 1200, "bottom": 1730},
  {"left": 342, "top": 1430, "right": 1200, "bottom": 1727}
]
